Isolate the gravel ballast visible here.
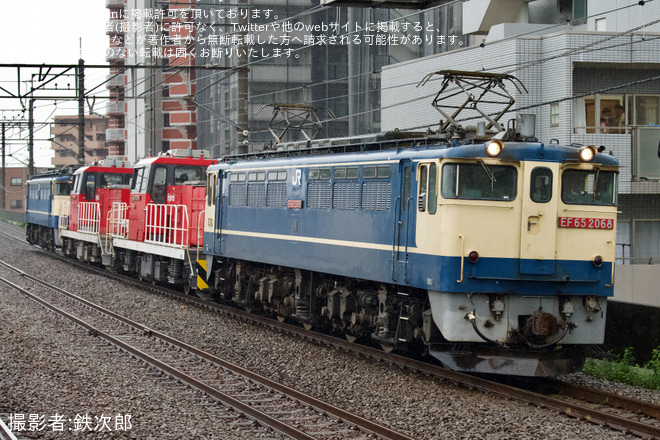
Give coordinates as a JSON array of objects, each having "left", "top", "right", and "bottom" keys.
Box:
[{"left": 1, "top": 224, "right": 657, "bottom": 439}]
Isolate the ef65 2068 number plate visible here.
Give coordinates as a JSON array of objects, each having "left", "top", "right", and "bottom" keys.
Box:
[{"left": 558, "top": 217, "right": 614, "bottom": 229}]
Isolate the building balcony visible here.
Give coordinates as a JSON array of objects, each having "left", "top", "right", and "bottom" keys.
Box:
[
  {"left": 106, "top": 47, "right": 126, "bottom": 62},
  {"left": 106, "top": 101, "right": 125, "bottom": 115},
  {"left": 106, "top": 128, "right": 125, "bottom": 142},
  {"left": 106, "top": 73, "right": 125, "bottom": 88}
]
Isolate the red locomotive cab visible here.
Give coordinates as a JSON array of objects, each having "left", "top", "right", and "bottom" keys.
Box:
[
  {"left": 127, "top": 150, "right": 217, "bottom": 248},
  {"left": 65, "top": 164, "right": 133, "bottom": 235}
]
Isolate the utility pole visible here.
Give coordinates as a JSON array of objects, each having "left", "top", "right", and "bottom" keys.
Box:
[
  {"left": 237, "top": 0, "right": 249, "bottom": 155},
  {"left": 28, "top": 99, "right": 34, "bottom": 177},
  {"left": 77, "top": 58, "right": 85, "bottom": 165},
  {"left": 1, "top": 122, "right": 5, "bottom": 210}
]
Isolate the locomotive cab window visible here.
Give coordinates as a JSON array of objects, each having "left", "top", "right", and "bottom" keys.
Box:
[
  {"left": 418, "top": 163, "right": 438, "bottom": 214},
  {"left": 561, "top": 168, "right": 617, "bottom": 206},
  {"left": 101, "top": 173, "right": 130, "bottom": 188},
  {"left": 207, "top": 172, "right": 217, "bottom": 206},
  {"left": 131, "top": 167, "right": 151, "bottom": 193},
  {"left": 72, "top": 175, "right": 82, "bottom": 194},
  {"left": 84, "top": 174, "right": 96, "bottom": 201},
  {"left": 175, "top": 166, "right": 204, "bottom": 185},
  {"left": 151, "top": 166, "right": 167, "bottom": 204},
  {"left": 530, "top": 167, "right": 553, "bottom": 203},
  {"left": 441, "top": 162, "right": 517, "bottom": 201},
  {"left": 55, "top": 181, "right": 71, "bottom": 196}
]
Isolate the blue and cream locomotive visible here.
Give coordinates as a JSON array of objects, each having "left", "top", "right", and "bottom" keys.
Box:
[
  {"left": 25, "top": 168, "right": 75, "bottom": 250},
  {"left": 24, "top": 71, "right": 619, "bottom": 377},
  {"left": 201, "top": 134, "right": 617, "bottom": 376}
]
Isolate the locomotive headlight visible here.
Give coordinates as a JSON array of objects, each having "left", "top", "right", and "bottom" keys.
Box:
[
  {"left": 485, "top": 140, "right": 503, "bottom": 157},
  {"left": 579, "top": 145, "right": 597, "bottom": 162}
]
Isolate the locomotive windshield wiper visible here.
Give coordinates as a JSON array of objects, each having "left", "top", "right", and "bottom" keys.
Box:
[
  {"left": 478, "top": 159, "right": 497, "bottom": 189},
  {"left": 592, "top": 167, "right": 600, "bottom": 200}
]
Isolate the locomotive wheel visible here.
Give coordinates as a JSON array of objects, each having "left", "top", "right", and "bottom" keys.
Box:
[
  {"left": 303, "top": 323, "right": 313, "bottom": 331},
  {"left": 277, "top": 316, "right": 286, "bottom": 323},
  {"left": 345, "top": 334, "right": 357, "bottom": 343},
  {"left": 183, "top": 282, "right": 192, "bottom": 296}
]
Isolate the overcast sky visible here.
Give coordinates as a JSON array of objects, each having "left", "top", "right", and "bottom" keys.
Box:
[{"left": 0, "top": 1, "right": 108, "bottom": 167}]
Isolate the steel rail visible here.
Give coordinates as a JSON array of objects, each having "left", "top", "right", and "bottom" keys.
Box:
[
  {"left": 7, "top": 230, "right": 660, "bottom": 439},
  {"left": 0, "top": 261, "right": 415, "bottom": 440},
  {"left": 0, "top": 273, "right": 319, "bottom": 440},
  {"left": 546, "top": 378, "right": 660, "bottom": 419}
]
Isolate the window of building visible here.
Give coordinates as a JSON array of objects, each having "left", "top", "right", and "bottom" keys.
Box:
[
  {"left": 559, "top": 0, "right": 586, "bottom": 22},
  {"left": 632, "top": 220, "right": 660, "bottom": 264},
  {"left": 10, "top": 177, "right": 21, "bottom": 186},
  {"left": 579, "top": 94, "right": 626, "bottom": 134},
  {"left": 10, "top": 200, "right": 22, "bottom": 209},
  {"left": 578, "top": 94, "right": 660, "bottom": 134},
  {"left": 550, "top": 103, "right": 559, "bottom": 127},
  {"left": 634, "top": 95, "right": 660, "bottom": 126}
]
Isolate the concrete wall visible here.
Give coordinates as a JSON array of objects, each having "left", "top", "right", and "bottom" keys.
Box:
[{"left": 614, "top": 265, "right": 660, "bottom": 308}]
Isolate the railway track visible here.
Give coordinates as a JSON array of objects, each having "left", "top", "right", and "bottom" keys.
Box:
[
  {"left": 37, "top": 251, "right": 660, "bottom": 439},
  {"left": 0, "top": 259, "right": 415, "bottom": 440},
  {"left": 3, "top": 222, "right": 660, "bottom": 438}
]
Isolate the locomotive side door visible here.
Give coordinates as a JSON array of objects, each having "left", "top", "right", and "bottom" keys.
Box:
[
  {"left": 392, "top": 159, "right": 413, "bottom": 282},
  {"left": 206, "top": 170, "right": 224, "bottom": 255},
  {"left": 519, "top": 162, "right": 559, "bottom": 274}
]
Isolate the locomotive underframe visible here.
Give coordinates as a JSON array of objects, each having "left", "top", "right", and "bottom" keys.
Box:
[
  {"left": 207, "top": 257, "right": 428, "bottom": 351},
  {"left": 103, "top": 248, "right": 194, "bottom": 291},
  {"left": 201, "top": 255, "right": 607, "bottom": 376},
  {"left": 26, "top": 223, "right": 59, "bottom": 251}
]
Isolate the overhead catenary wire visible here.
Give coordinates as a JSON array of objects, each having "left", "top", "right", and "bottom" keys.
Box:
[
  {"left": 85, "top": 0, "right": 649, "bottom": 136},
  {"left": 4, "top": 0, "right": 659, "bottom": 160}
]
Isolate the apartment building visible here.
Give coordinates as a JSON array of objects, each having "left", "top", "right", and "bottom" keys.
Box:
[
  {"left": 50, "top": 115, "right": 109, "bottom": 167},
  {"left": 105, "top": 0, "right": 197, "bottom": 162}
]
